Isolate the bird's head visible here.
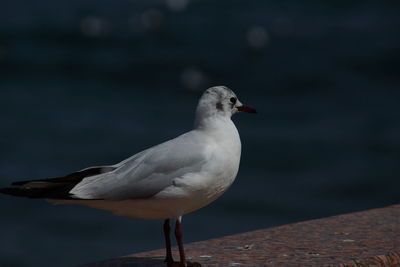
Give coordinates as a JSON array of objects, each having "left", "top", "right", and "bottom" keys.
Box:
[{"left": 195, "top": 86, "right": 256, "bottom": 128}]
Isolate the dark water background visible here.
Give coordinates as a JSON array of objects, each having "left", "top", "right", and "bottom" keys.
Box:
[{"left": 0, "top": 0, "right": 399, "bottom": 266}]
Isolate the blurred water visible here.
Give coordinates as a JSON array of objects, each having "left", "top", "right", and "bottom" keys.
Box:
[{"left": 0, "top": 0, "right": 399, "bottom": 266}]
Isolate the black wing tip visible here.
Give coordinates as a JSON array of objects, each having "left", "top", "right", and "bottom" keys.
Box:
[
  {"left": 0, "top": 186, "right": 77, "bottom": 199},
  {"left": 10, "top": 166, "right": 116, "bottom": 186}
]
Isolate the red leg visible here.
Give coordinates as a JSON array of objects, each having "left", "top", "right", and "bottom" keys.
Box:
[
  {"left": 164, "top": 219, "right": 174, "bottom": 266},
  {"left": 175, "top": 217, "right": 187, "bottom": 267}
]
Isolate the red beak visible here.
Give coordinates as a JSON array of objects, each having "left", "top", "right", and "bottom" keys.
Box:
[{"left": 237, "top": 104, "right": 257, "bottom": 114}]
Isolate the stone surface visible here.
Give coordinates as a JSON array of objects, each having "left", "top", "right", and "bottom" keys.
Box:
[{"left": 83, "top": 205, "right": 400, "bottom": 267}]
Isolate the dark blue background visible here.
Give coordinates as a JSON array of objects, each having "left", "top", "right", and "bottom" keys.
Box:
[{"left": 1, "top": 0, "right": 399, "bottom": 266}]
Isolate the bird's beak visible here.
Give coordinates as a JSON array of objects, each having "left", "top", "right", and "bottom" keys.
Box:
[{"left": 237, "top": 104, "right": 257, "bottom": 114}]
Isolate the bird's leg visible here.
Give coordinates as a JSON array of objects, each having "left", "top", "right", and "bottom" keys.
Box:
[
  {"left": 175, "top": 216, "right": 187, "bottom": 267},
  {"left": 163, "top": 219, "right": 175, "bottom": 266}
]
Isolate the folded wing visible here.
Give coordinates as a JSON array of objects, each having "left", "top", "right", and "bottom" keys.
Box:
[{"left": 69, "top": 131, "right": 210, "bottom": 200}]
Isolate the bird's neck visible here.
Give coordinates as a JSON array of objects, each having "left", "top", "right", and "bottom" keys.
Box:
[
  {"left": 194, "top": 113, "right": 232, "bottom": 131},
  {"left": 195, "top": 115, "right": 241, "bottom": 161},
  {"left": 194, "top": 114, "right": 240, "bottom": 144},
  {"left": 194, "top": 101, "right": 232, "bottom": 130}
]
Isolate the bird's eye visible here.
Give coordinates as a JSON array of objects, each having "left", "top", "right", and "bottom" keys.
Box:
[{"left": 230, "top": 97, "right": 237, "bottom": 104}]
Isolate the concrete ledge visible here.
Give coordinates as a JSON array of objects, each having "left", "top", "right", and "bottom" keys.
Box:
[{"left": 83, "top": 204, "right": 400, "bottom": 266}]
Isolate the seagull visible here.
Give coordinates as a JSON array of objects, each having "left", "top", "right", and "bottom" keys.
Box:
[{"left": 0, "top": 86, "right": 256, "bottom": 267}]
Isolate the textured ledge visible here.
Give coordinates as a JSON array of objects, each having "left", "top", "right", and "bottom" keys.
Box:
[{"left": 83, "top": 204, "right": 400, "bottom": 267}]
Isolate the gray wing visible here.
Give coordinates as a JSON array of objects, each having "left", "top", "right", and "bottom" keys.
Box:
[{"left": 69, "top": 130, "right": 211, "bottom": 200}]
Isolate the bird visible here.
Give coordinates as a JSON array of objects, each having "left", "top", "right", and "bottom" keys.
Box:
[{"left": 0, "top": 86, "right": 256, "bottom": 267}]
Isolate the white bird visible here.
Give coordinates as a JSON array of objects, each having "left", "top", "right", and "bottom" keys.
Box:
[{"left": 0, "top": 86, "right": 256, "bottom": 267}]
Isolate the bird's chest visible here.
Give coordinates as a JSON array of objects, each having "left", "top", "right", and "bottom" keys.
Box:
[{"left": 191, "top": 128, "right": 241, "bottom": 199}]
